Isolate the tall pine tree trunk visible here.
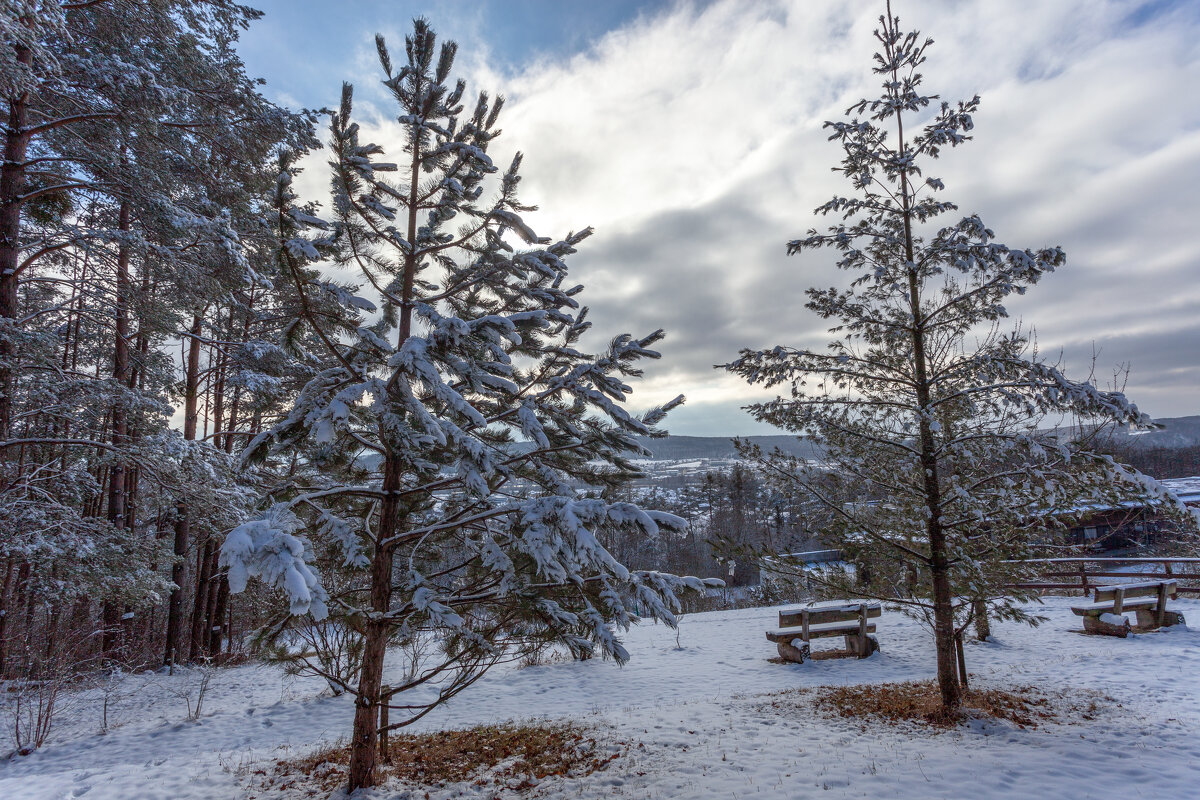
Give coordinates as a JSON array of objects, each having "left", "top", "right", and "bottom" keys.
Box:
[
  {"left": 164, "top": 313, "right": 203, "bottom": 664},
  {"left": 896, "top": 95, "right": 961, "bottom": 713},
  {"left": 347, "top": 129, "right": 423, "bottom": 792},
  {"left": 102, "top": 199, "right": 132, "bottom": 660},
  {"left": 0, "top": 45, "right": 32, "bottom": 482},
  {"left": 347, "top": 456, "right": 402, "bottom": 789},
  {"left": 973, "top": 599, "right": 991, "bottom": 641},
  {"left": 207, "top": 573, "right": 229, "bottom": 657},
  {"left": 200, "top": 545, "right": 222, "bottom": 657},
  {"left": 205, "top": 336, "right": 234, "bottom": 656},
  {"left": 189, "top": 538, "right": 213, "bottom": 660},
  {"left": 0, "top": 558, "right": 14, "bottom": 676}
]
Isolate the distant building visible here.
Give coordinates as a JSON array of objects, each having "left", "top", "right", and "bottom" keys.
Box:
[
  {"left": 1055, "top": 476, "right": 1200, "bottom": 552},
  {"left": 759, "top": 549, "right": 852, "bottom": 587}
]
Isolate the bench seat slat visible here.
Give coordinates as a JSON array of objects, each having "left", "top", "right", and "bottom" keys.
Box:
[
  {"left": 1071, "top": 597, "right": 1158, "bottom": 616},
  {"left": 1093, "top": 581, "right": 1176, "bottom": 602},
  {"left": 765, "top": 621, "right": 877, "bottom": 642}
]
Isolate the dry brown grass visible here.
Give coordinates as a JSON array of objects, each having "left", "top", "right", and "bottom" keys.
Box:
[
  {"left": 762, "top": 680, "right": 1113, "bottom": 730},
  {"left": 246, "top": 720, "right": 624, "bottom": 797}
]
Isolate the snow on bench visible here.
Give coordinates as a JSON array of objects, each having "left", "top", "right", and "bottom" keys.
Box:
[
  {"left": 779, "top": 599, "right": 883, "bottom": 616},
  {"left": 1072, "top": 597, "right": 1159, "bottom": 613},
  {"left": 766, "top": 601, "right": 881, "bottom": 663},
  {"left": 1070, "top": 580, "right": 1183, "bottom": 637}
]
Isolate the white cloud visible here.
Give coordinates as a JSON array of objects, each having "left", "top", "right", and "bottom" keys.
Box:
[{"left": 297, "top": 0, "right": 1200, "bottom": 434}]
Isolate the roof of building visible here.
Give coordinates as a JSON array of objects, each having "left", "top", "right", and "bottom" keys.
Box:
[{"left": 1160, "top": 477, "right": 1200, "bottom": 506}]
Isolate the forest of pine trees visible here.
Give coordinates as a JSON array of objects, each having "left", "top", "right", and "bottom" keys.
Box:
[
  {"left": 2, "top": 1, "right": 1197, "bottom": 791},
  {"left": 0, "top": 1, "right": 321, "bottom": 676}
]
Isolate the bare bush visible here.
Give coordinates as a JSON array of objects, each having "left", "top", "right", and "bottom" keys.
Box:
[
  {"left": 258, "top": 617, "right": 364, "bottom": 697},
  {"left": 5, "top": 675, "right": 63, "bottom": 756},
  {"left": 166, "top": 663, "right": 216, "bottom": 722},
  {"left": 1, "top": 627, "right": 100, "bottom": 756}
]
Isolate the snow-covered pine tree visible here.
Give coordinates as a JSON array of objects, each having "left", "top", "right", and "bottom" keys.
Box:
[
  {"left": 223, "top": 20, "right": 716, "bottom": 789},
  {"left": 725, "top": 1, "right": 1197, "bottom": 714}
]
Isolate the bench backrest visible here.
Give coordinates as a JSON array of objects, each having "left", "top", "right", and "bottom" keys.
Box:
[
  {"left": 1093, "top": 581, "right": 1177, "bottom": 603},
  {"left": 779, "top": 604, "right": 881, "bottom": 628}
]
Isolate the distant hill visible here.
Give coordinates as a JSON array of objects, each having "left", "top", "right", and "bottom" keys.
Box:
[
  {"left": 633, "top": 415, "right": 1200, "bottom": 462},
  {"left": 1115, "top": 415, "right": 1200, "bottom": 449},
  {"left": 363, "top": 417, "right": 1200, "bottom": 468}
]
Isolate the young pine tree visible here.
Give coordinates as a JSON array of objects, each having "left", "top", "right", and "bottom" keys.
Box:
[
  {"left": 725, "top": 2, "right": 1195, "bottom": 714},
  {"left": 222, "top": 21, "right": 715, "bottom": 789}
]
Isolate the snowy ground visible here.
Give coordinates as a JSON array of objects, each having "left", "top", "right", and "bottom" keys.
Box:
[{"left": 4, "top": 597, "right": 1200, "bottom": 799}]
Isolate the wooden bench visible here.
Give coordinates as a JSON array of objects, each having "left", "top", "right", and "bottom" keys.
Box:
[
  {"left": 1070, "top": 580, "right": 1185, "bottom": 636},
  {"left": 765, "top": 600, "right": 881, "bottom": 663}
]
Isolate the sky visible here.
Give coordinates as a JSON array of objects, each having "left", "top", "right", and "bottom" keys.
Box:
[{"left": 237, "top": 0, "right": 1200, "bottom": 436}]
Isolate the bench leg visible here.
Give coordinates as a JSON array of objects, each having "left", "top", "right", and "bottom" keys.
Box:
[
  {"left": 777, "top": 640, "right": 810, "bottom": 664},
  {"left": 1083, "top": 614, "right": 1130, "bottom": 637},
  {"left": 843, "top": 633, "right": 879, "bottom": 658},
  {"left": 1134, "top": 609, "right": 1185, "bottom": 630}
]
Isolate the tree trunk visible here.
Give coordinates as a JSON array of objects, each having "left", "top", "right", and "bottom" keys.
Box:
[
  {"left": 347, "top": 123, "right": 424, "bottom": 792},
  {"left": 200, "top": 545, "right": 221, "bottom": 657},
  {"left": 44, "top": 568, "right": 61, "bottom": 660},
  {"left": 0, "top": 45, "right": 32, "bottom": 477},
  {"left": 15, "top": 562, "right": 31, "bottom": 647},
  {"left": 347, "top": 455, "right": 402, "bottom": 789},
  {"left": 189, "top": 538, "right": 213, "bottom": 660},
  {"left": 928, "top": 524, "right": 961, "bottom": 711},
  {"left": 102, "top": 199, "right": 133, "bottom": 660},
  {"left": 101, "top": 602, "right": 122, "bottom": 663},
  {"left": 223, "top": 395, "right": 239, "bottom": 454},
  {"left": 164, "top": 313, "right": 204, "bottom": 665},
  {"left": 0, "top": 559, "right": 14, "bottom": 676},
  {"left": 894, "top": 73, "right": 961, "bottom": 713},
  {"left": 973, "top": 599, "right": 991, "bottom": 641},
  {"left": 106, "top": 199, "right": 132, "bottom": 527},
  {"left": 207, "top": 574, "right": 229, "bottom": 657},
  {"left": 164, "top": 504, "right": 190, "bottom": 665}
]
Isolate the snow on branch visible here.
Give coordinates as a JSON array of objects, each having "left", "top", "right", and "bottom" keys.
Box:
[{"left": 221, "top": 505, "right": 329, "bottom": 619}]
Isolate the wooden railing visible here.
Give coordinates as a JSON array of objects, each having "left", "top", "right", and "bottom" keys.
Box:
[{"left": 1007, "top": 557, "right": 1200, "bottom": 595}]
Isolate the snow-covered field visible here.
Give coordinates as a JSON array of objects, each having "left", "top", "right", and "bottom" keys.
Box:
[{"left": 4, "top": 597, "right": 1199, "bottom": 799}]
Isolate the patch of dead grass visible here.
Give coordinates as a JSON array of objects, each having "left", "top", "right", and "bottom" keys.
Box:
[
  {"left": 247, "top": 720, "right": 624, "bottom": 797},
  {"left": 762, "top": 680, "right": 1114, "bottom": 730}
]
